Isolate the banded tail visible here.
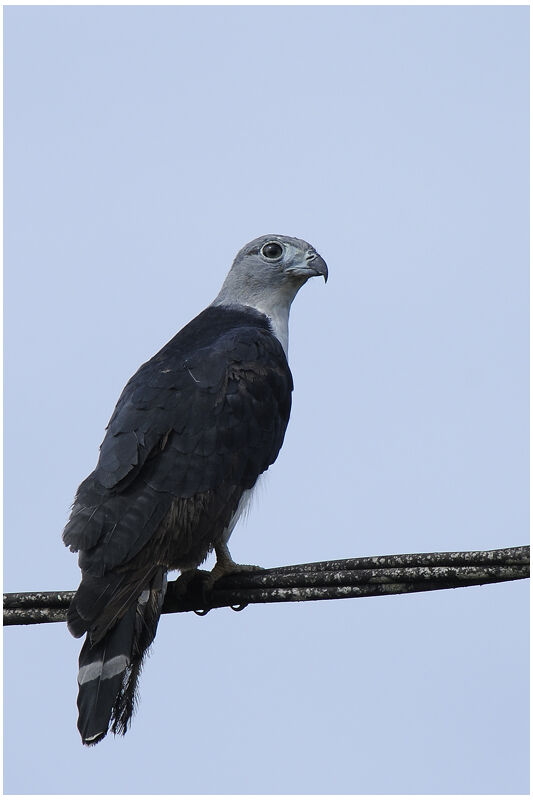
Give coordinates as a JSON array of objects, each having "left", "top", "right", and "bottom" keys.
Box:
[{"left": 72, "top": 569, "right": 167, "bottom": 745}]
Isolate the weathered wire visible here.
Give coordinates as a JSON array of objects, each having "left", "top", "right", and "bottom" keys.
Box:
[{"left": 3, "top": 545, "right": 529, "bottom": 626}]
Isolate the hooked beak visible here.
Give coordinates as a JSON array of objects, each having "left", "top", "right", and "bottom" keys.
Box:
[
  {"left": 285, "top": 249, "right": 329, "bottom": 283},
  {"left": 305, "top": 249, "right": 328, "bottom": 283}
]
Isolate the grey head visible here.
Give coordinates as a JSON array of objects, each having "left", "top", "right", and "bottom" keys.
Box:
[{"left": 212, "top": 234, "right": 328, "bottom": 355}]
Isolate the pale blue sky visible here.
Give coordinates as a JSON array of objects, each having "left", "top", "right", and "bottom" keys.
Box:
[{"left": 4, "top": 5, "right": 529, "bottom": 794}]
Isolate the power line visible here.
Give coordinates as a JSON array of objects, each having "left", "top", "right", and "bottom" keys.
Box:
[{"left": 4, "top": 545, "right": 529, "bottom": 626}]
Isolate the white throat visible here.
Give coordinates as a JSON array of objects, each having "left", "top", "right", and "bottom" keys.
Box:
[
  {"left": 212, "top": 287, "right": 293, "bottom": 357},
  {"left": 249, "top": 297, "right": 290, "bottom": 356}
]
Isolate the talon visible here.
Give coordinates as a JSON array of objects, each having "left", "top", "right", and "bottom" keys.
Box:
[
  {"left": 174, "top": 568, "right": 212, "bottom": 597},
  {"left": 211, "top": 542, "right": 265, "bottom": 583},
  {"left": 175, "top": 568, "right": 216, "bottom": 613}
]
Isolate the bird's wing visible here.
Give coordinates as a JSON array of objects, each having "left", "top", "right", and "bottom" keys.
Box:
[{"left": 62, "top": 323, "right": 292, "bottom": 574}]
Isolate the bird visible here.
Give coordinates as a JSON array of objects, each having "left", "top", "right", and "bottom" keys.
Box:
[{"left": 62, "top": 234, "right": 328, "bottom": 745}]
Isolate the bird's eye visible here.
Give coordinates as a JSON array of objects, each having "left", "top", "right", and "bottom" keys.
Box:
[{"left": 261, "top": 242, "right": 283, "bottom": 260}]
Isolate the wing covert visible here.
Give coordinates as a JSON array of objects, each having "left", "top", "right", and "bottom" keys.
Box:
[{"left": 63, "top": 322, "right": 292, "bottom": 573}]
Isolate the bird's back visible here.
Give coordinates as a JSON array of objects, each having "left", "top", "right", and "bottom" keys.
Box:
[{"left": 64, "top": 304, "right": 293, "bottom": 636}]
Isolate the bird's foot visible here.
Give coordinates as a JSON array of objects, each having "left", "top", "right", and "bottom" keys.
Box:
[
  {"left": 175, "top": 558, "right": 264, "bottom": 613},
  {"left": 209, "top": 560, "right": 265, "bottom": 584},
  {"left": 178, "top": 562, "right": 263, "bottom": 595},
  {"left": 171, "top": 568, "right": 216, "bottom": 613},
  {"left": 174, "top": 568, "right": 213, "bottom": 597},
  {"left": 212, "top": 540, "right": 264, "bottom": 584}
]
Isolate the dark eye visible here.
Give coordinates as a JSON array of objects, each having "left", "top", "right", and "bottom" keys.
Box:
[{"left": 261, "top": 242, "right": 283, "bottom": 260}]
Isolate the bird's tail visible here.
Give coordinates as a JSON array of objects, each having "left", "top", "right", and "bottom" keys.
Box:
[{"left": 75, "top": 569, "right": 167, "bottom": 746}]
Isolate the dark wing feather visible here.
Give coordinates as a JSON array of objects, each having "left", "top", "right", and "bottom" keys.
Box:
[{"left": 63, "top": 307, "right": 292, "bottom": 577}]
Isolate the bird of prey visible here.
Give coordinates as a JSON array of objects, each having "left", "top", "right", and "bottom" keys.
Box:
[{"left": 63, "top": 234, "right": 328, "bottom": 745}]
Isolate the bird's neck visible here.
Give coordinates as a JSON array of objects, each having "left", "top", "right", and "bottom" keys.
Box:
[
  {"left": 211, "top": 282, "right": 294, "bottom": 356},
  {"left": 252, "top": 296, "right": 291, "bottom": 356}
]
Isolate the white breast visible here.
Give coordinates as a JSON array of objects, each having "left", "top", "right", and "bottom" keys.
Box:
[{"left": 222, "top": 474, "right": 265, "bottom": 545}]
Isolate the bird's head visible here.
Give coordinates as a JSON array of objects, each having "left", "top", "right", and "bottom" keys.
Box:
[
  {"left": 214, "top": 234, "right": 328, "bottom": 312},
  {"left": 235, "top": 234, "right": 328, "bottom": 287}
]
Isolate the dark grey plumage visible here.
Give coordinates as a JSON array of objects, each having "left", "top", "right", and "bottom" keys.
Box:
[{"left": 63, "top": 234, "right": 327, "bottom": 745}]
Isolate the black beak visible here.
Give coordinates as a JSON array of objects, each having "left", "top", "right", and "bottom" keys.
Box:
[{"left": 305, "top": 250, "right": 328, "bottom": 283}]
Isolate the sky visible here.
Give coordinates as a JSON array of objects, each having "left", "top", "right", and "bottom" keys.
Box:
[{"left": 4, "top": 4, "right": 529, "bottom": 795}]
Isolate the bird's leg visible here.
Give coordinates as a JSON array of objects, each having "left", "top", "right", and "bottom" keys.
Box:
[
  {"left": 209, "top": 542, "right": 264, "bottom": 584},
  {"left": 173, "top": 545, "right": 264, "bottom": 607}
]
